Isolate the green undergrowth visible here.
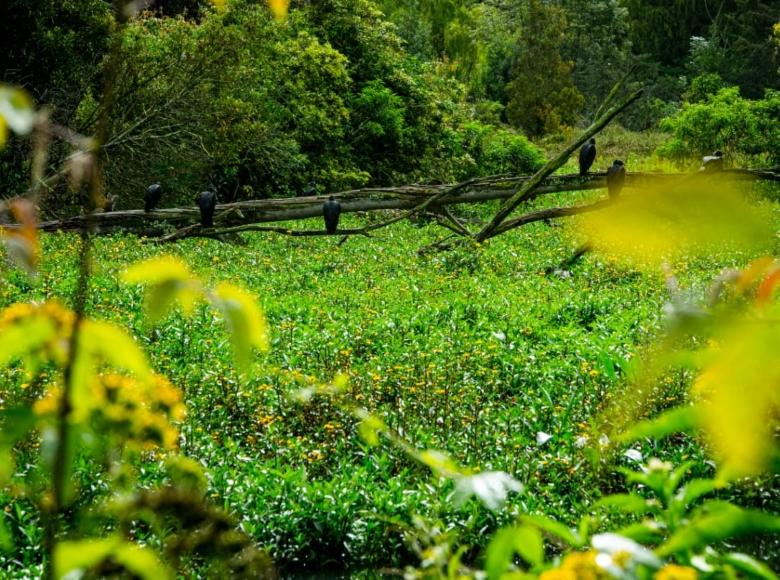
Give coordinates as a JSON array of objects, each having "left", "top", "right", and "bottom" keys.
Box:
[{"left": 2, "top": 184, "right": 780, "bottom": 574}]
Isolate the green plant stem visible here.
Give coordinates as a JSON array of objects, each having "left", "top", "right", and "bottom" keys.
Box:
[
  {"left": 44, "top": 4, "right": 129, "bottom": 576},
  {"left": 45, "top": 228, "right": 92, "bottom": 580}
]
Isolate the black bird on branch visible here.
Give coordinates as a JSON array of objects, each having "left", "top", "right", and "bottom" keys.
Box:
[
  {"left": 700, "top": 150, "right": 724, "bottom": 172},
  {"left": 103, "top": 193, "right": 116, "bottom": 212},
  {"left": 299, "top": 181, "right": 316, "bottom": 197},
  {"left": 606, "top": 160, "right": 626, "bottom": 199},
  {"left": 579, "top": 138, "right": 597, "bottom": 176},
  {"left": 144, "top": 182, "right": 162, "bottom": 212},
  {"left": 198, "top": 188, "right": 218, "bottom": 227},
  {"left": 323, "top": 195, "right": 341, "bottom": 234}
]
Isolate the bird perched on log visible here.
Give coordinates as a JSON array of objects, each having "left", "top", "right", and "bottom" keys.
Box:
[
  {"left": 198, "top": 188, "right": 218, "bottom": 227},
  {"left": 606, "top": 160, "right": 626, "bottom": 199},
  {"left": 144, "top": 182, "right": 162, "bottom": 212},
  {"left": 579, "top": 138, "right": 597, "bottom": 176},
  {"left": 103, "top": 193, "right": 116, "bottom": 212},
  {"left": 323, "top": 195, "right": 341, "bottom": 234},
  {"left": 700, "top": 150, "right": 724, "bottom": 172},
  {"left": 299, "top": 182, "right": 316, "bottom": 197}
]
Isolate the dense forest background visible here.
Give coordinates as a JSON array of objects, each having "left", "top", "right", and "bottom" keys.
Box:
[{"left": 1, "top": 0, "right": 778, "bottom": 215}]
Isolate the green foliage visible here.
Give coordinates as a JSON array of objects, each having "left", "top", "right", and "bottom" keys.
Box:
[
  {"left": 0, "top": 243, "right": 273, "bottom": 576},
  {"left": 559, "top": 0, "right": 631, "bottom": 118},
  {"left": 69, "top": 0, "right": 485, "bottom": 206},
  {"left": 621, "top": 0, "right": 716, "bottom": 67},
  {"left": 658, "top": 86, "right": 780, "bottom": 165},
  {"left": 683, "top": 72, "right": 727, "bottom": 103},
  {"left": 0, "top": 0, "right": 111, "bottom": 199},
  {"left": 686, "top": 2, "right": 780, "bottom": 99},
  {"left": 485, "top": 525, "right": 543, "bottom": 578},
  {"left": 505, "top": 0, "right": 584, "bottom": 136},
  {"left": 437, "top": 121, "right": 547, "bottom": 180},
  {"left": 54, "top": 537, "right": 171, "bottom": 580}
]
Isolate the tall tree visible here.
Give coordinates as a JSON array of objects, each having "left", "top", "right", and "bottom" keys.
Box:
[
  {"left": 505, "top": 0, "right": 583, "bottom": 136},
  {"left": 560, "top": 0, "right": 632, "bottom": 119},
  {"left": 687, "top": 0, "right": 780, "bottom": 98},
  {"left": 620, "top": 0, "right": 712, "bottom": 68}
]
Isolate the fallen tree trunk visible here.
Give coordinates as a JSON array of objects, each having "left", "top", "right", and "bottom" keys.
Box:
[{"left": 23, "top": 168, "right": 780, "bottom": 236}]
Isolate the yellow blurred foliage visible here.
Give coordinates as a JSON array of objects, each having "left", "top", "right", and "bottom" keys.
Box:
[
  {"left": 209, "top": 0, "right": 288, "bottom": 18},
  {"left": 2, "top": 198, "right": 40, "bottom": 275},
  {"left": 0, "top": 116, "right": 7, "bottom": 149},
  {"left": 268, "top": 0, "right": 289, "bottom": 19},
  {"left": 693, "top": 307, "right": 780, "bottom": 478},
  {"left": 573, "top": 177, "right": 772, "bottom": 268}
]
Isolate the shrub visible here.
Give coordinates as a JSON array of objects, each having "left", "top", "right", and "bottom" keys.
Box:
[{"left": 658, "top": 86, "right": 780, "bottom": 165}]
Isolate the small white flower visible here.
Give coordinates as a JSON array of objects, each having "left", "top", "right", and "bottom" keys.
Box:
[
  {"left": 623, "top": 449, "right": 643, "bottom": 462},
  {"left": 598, "top": 433, "right": 610, "bottom": 447},
  {"left": 454, "top": 471, "right": 523, "bottom": 511},
  {"left": 574, "top": 435, "right": 589, "bottom": 448},
  {"left": 491, "top": 330, "right": 506, "bottom": 341},
  {"left": 646, "top": 458, "right": 673, "bottom": 473},
  {"left": 0, "top": 87, "right": 35, "bottom": 135},
  {"left": 592, "top": 533, "right": 662, "bottom": 573},
  {"left": 536, "top": 431, "right": 553, "bottom": 446}
]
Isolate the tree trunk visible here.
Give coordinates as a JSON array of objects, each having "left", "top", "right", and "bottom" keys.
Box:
[{"left": 26, "top": 168, "right": 779, "bottom": 236}]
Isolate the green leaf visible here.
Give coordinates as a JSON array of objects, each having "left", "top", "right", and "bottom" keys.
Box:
[
  {"left": 144, "top": 279, "right": 188, "bottom": 324},
  {"left": 614, "top": 522, "right": 666, "bottom": 544},
  {"left": 0, "top": 513, "right": 12, "bottom": 552},
  {"left": 722, "top": 552, "right": 779, "bottom": 580},
  {"left": 122, "top": 256, "right": 203, "bottom": 323},
  {"left": 447, "top": 545, "right": 468, "bottom": 580},
  {"left": 72, "top": 321, "right": 153, "bottom": 418},
  {"left": 81, "top": 321, "right": 151, "bottom": 378},
  {"left": 54, "top": 537, "right": 171, "bottom": 580},
  {"left": 112, "top": 542, "right": 172, "bottom": 579},
  {"left": 357, "top": 414, "right": 385, "bottom": 447},
  {"left": 417, "top": 449, "right": 463, "bottom": 477},
  {"left": 122, "top": 255, "right": 193, "bottom": 285},
  {"left": 0, "top": 405, "right": 37, "bottom": 445},
  {"left": 0, "top": 406, "right": 34, "bottom": 484},
  {"left": 210, "top": 283, "right": 269, "bottom": 373},
  {"left": 0, "top": 446, "right": 14, "bottom": 483},
  {"left": 0, "top": 317, "right": 55, "bottom": 369},
  {"left": 678, "top": 478, "right": 718, "bottom": 508},
  {"left": 485, "top": 526, "right": 544, "bottom": 580},
  {"left": 54, "top": 537, "right": 119, "bottom": 579},
  {"left": 520, "top": 514, "right": 583, "bottom": 548},
  {"left": 593, "top": 493, "right": 656, "bottom": 515},
  {"left": 658, "top": 502, "right": 780, "bottom": 557},
  {"left": 664, "top": 462, "right": 694, "bottom": 498},
  {"left": 620, "top": 406, "right": 700, "bottom": 442}
]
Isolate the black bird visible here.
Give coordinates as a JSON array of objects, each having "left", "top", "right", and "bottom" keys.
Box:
[
  {"left": 323, "top": 195, "right": 341, "bottom": 234},
  {"left": 299, "top": 181, "right": 316, "bottom": 197},
  {"left": 198, "top": 188, "right": 218, "bottom": 227},
  {"left": 144, "top": 182, "right": 162, "bottom": 212},
  {"left": 606, "top": 160, "right": 626, "bottom": 199},
  {"left": 700, "top": 150, "right": 724, "bottom": 172},
  {"left": 579, "top": 138, "right": 597, "bottom": 176}
]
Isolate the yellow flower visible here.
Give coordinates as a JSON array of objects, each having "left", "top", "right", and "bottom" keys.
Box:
[
  {"left": 540, "top": 551, "right": 609, "bottom": 580},
  {"left": 36, "top": 373, "right": 184, "bottom": 451},
  {"left": 540, "top": 570, "right": 577, "bottom": 580},
  {"left": 655, "top": 565, "right": 698, "bottom": 580}
]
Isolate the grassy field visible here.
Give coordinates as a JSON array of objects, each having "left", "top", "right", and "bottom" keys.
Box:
[{"left": 2, "top": 182, "right": 780, "bottom": 575}]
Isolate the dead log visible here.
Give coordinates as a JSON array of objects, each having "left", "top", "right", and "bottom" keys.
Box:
[{"left": 19, "top": 168, "right": 779, "bottom": 237}]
